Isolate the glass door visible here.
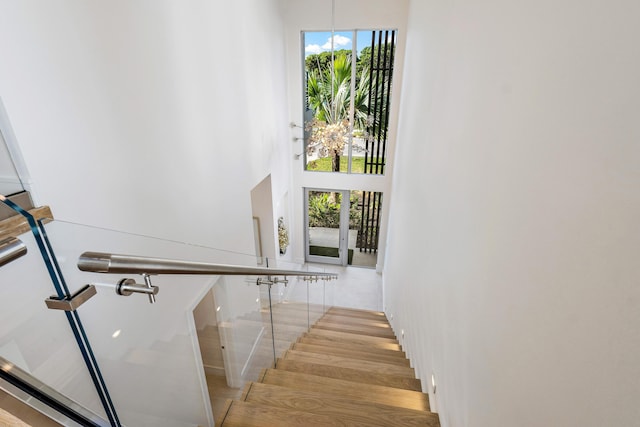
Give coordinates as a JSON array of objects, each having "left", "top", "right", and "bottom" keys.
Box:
[{"left": 305, "top": 189, "right": 350, "bottom": 265}]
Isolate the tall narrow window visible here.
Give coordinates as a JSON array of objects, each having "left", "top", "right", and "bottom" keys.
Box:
[{"left": 302, "top": 30, "right": 397, "bottom": 174}]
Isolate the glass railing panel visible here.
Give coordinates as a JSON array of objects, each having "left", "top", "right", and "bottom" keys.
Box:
[
  {"left": 0, "top": 230, "right": 109, "bottom": 425},
  {"left": 281, "top": 263, "right": 335, "bottom": 323},
  {"left": 307, "top": 274, "right": 329, "bottom": 326},
  {"left": 1, "top": 355, "right": 108, "bottom": 426},
  {"left": 324, "top": 271, "right": 336, "bottom": 312},
  {"left": 213, "top": 276, "right": 274, "bottom": 383},
  {"left": 260, "top": 260, "right": 332, "bottom": 365},
  {"left": 2, "top": 210, "right": 338, "bottom": 426},
  {"left": 30, "top": 220, "right": 275, "bottom": 427}
]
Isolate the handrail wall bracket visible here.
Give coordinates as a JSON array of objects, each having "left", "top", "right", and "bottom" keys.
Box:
[
  {"left": 116, "top": 278, "right": 159, "bottom": 303},
  {"left": 256, "top": 277, "right": 289, "bottom": 287}
]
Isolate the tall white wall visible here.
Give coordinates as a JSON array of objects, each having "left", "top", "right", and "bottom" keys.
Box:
[
  {"left": 384, "top": 1, "right": 640, "bottom": 426},
  {"left": 0, "top": 0, "right": 290, "bottom": 258}
]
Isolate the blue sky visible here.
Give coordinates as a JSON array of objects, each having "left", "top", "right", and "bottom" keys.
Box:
[{"left": 304, "top": 31, "right": 371, "bottom": 57}]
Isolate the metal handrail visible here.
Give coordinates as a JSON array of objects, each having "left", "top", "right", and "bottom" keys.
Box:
[
  {"left": 0, "top": 236, "right": 27, "bottom": 267},
  {"left": 78, "top": 251, "right": 338, "bottom": 279}
]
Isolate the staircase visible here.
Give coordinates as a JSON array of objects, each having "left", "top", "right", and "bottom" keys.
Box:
[{"left": 216, "top": 306, "right": 440, "bottom": 427}]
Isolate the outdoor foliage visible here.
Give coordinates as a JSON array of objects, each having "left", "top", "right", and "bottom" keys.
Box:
[
  {"left": 306, "top": 156, "right": 381, "bottom": 174},
  {"left": 308, "top": 191, "right": 362, "bottom": 229},
  {"left": 305, "top": 52, "right": 371, "bottom": 172},
  {"left": 305, "top": 49, "right": 351, "bottom": 77},
  {"left": 306, "top": 52, "right": 371, "bottom": 131},
  {"left": 308, "top": 192, "right": 341, "bottom": 228},
  {"left": 305, "top": 37, "right": 395, "bottom": 173}
]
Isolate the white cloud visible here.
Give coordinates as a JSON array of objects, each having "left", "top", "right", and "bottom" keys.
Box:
[
  {"left": 305, "top": 44, "right": 323, "bottom": 55},
  {"left": 321, "top": 35, "right": 351, "bottom": 50},
  {"left": 305, "top": 34, "right": 352, "bottom": 57}
]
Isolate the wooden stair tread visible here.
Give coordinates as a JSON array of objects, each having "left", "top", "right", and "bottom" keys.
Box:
[
  {"left": 317, "top": 313, "right": 394, "bottom": 329},
  {"left": 217, "top": 306, "right": 437, "bottom": 426},
  {"left": 298, "top": 335, "right": 406, "bottom": 357},
  {"left": 259, "top": 369, "right": 431, "bottom": 412},
  {"left": 217, "top": 400, "right": 354, "bottom": 427},
  {"left": 283, "top": 349, "right": 416, "bottom": 378},
  {"left": 0, "top": 206, "right": 52, "bottom": 240},
  {"left": 291, "top": 342, "right": 411, "bottom": 366},
  {"left": 275, "top": 358, "right": 422, "bottom": 391},
  {"left": 308, "top": 327, "right": 400, "bottom": 345},
  {"left": 0, "top": 408, "right": 32, "bottom": 427},
  {"left": 312, "top": 321, "right": 398, "bottom": 338},
  {"left": 326, "top": 307, "right": 388, "bottom": 320},
  {"left": 302, "top": 331, "right": 402, "bottom": 351},
  {"left": 241, "top": 382, "right": 439, "bottom": 427}
]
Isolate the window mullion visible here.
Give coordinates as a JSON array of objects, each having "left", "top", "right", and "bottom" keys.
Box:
[{"left": 347, "top": 30, "right": 357, "bottom": 174}]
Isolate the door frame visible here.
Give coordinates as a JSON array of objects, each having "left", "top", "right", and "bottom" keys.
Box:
[{"left": 304, "top": 188, "right": 350, "bottom": 266}]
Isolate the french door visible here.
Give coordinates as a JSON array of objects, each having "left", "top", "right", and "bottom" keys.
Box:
[{"left": 304, "top": 188, "right": 351, "bottom": 265}]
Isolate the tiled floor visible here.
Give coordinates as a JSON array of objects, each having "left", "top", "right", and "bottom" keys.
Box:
[{"left": 308, "top": 227, "right": 378, "bottom": 268}]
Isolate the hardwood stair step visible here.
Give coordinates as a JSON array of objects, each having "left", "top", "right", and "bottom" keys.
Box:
[
  {"left": 216, "top": 305, "right": 438, "bottom": 426},
  {"left": 283, "top": 349, "right": 416, "bottom": 378},
  {"left": 304, "top": 330, "right": 402, "bottom": 350},
  {"left": 259, "top": 368, "right": 430, "bottom": 412},
  {"left": 298, "top": 335, "right": 406, "bottom": 357},
  {"left": 291, "top": 342, "right": 411, "bottom": 366},
  {"left": 308, "top": 327, "right": 400, "bottom": 344},
  {"left": 326, "top": 307, "right": 388, "bottom": 320},
  {"left": 312, "top": 320, "right": 398, "bottom": 338},
  {"left": 240, "top": 382, "right": 439, "bottom": 427},
  {"left": 317, "top": 313, "right": 394, "bottom": 329},
  {"left": 275, "top": 358, "right": 423, "bottom": 391},
  {"left": 217, "top": 399, "right": 353, "bottom": 427}
]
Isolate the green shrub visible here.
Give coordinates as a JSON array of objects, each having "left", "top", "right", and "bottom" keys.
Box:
[{"left": 308, "top": 191, "right": 363, "bottom": 229}]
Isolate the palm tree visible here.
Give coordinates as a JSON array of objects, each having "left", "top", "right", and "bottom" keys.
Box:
[{"left": 305, "top": 53, "right": 370, "bottom": 171}]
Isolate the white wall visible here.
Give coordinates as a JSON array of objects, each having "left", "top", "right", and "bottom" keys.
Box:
[
  {"left": 251, "top": 175, "right": 277, "bottom": 261},
  {"left": 0, "top": 0, "right": 290, "bottom": 259},
  {"left": 385, "top": 0, "right": 640, "bottom": 426}
]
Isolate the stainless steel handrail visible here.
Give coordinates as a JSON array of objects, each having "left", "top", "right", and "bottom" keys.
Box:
[
  {"left": 78, "top": 251, "right": 338, "bottom": 278},
  {"left": 0, "top": 236, "right": 27, "bottom": 267}
]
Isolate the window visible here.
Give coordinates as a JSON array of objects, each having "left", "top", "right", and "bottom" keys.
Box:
[
  {"left": 302, "top": 30, "right": 397, "bottom": 175},
  {"left": 305, "top": 188, "right": 382, "bottom": 268}
]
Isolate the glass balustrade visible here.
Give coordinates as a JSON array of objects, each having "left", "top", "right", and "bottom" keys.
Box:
[
  {"left": 0, "top": 204, "right": 337, "bottom": 427},
  {"left": 0, "top": 223, "right": 110, "bottom": 426},
  {"left": 265, "top": 260, "right": 335, "bottom": 367}
]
